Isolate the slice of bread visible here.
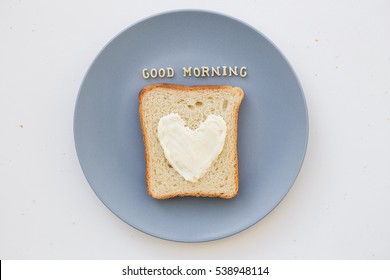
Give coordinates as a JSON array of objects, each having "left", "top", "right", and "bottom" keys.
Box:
[{"left": 138, "top": 84, "right": 244, "bottom": 199}]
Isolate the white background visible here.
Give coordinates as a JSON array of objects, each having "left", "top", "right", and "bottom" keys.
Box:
[{"left": 1, "top": 0, "right": 389, "bottom": 259}]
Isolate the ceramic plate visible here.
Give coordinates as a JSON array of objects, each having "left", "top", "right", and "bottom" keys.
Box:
[{"left": 74, "top": 10, "right": 308, "bottom": 242}]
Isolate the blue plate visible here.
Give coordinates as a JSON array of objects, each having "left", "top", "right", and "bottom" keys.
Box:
[{"left": 74, "top": 10, "right": 308, "bottom": 242}]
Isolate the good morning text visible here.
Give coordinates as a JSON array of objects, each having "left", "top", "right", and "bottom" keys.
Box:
[{"left": 142, "top": 66, "right": 247, "bottom": 79}]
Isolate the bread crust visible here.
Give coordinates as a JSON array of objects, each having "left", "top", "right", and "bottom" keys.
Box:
[{"left": 138, "top": 83, "right": 244, "bottom": 199}]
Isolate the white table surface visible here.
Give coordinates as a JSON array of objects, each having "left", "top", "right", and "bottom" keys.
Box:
[{"left": 1, "top": 0, "right": 389, "bottom": 259}]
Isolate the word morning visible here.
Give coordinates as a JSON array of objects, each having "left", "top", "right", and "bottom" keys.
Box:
[{"left": 142, "top": 66, "right": 247, "bottom": 79}]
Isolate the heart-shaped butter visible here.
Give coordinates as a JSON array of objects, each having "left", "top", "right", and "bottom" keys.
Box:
[{"left": 158, "top": 113, "right": 227, "bottom": 182}]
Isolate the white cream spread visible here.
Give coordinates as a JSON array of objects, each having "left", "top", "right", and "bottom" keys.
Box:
[{"left": 157, "top": 113, "right": 227, "bottom": 183}]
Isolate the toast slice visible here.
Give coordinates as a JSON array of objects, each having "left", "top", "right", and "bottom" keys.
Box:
[{"left": 138, "top": 84, "right": 244, "bottom": 199}]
